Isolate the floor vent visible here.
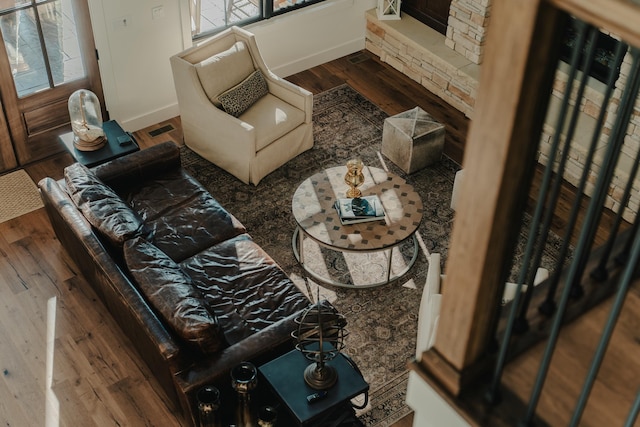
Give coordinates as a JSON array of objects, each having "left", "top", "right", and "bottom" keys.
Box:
[
  {"left": 347, "top": 52, "right": 371, "bottom": 64},
  {"left": 148, "top": 124, "right": 174, "bottom": 137}
]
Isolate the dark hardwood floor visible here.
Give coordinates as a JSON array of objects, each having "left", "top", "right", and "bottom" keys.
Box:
[{"left": 3, "top": 50, "right": 635, "bottom": 427}]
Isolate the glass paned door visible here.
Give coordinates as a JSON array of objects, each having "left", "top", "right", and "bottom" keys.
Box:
[
  {"left": 0, "top": 0, "right": 85, "bottom": 97},
  {"left": 0, "top": 0, "right": 103, "bottom": 165}
]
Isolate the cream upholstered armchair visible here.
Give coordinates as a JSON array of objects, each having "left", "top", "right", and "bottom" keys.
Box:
[{"left": 170, "top": 26, "right": 313, "bottom": 185}]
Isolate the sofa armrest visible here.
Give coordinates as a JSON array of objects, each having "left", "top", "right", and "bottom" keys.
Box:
[
  {"left": 38, "top": 177, "right": 184, "bottom": 407},
  {"left": 173, "top": 307, "right": 304, "bottom": 425},
  {"left": 93, "top": 141, "right": 182, "bottom": 190},
  {"left": 177, "top": 309, "right": 301, "bottom": 389}
]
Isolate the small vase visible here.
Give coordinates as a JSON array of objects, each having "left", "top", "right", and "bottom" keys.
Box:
[
  {"left": 345, "top": 158, "right": 365, "bottom": 198},
  {"left": 231, "top": 362, "right": 258, "bottom": 427},
  {"left": 257, "top": 406, "right": 277, "bottom": 427},
  {"left": 196, "top": 385, "right": 222, "bottom": 427}
]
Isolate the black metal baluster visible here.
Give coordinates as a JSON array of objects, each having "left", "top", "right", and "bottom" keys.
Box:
[
  {"left": 567, "top": 50, "right": 640, "bottom": 297},
  {"left": 590, "top": 146, "right": 640, "bottom": 281},
  {"left": 623, "top": 389, "right": 640, "bottom": 427},
  {"left": 615, "top": 212, "right": 640, "bottom": 265},
  {"left": 539, "top": 40, "right": 629, "bottom": 316},
  {"left": 514, "top": 26, "right": 600, "bottom": 334},
  {"left": 569, "top": 220, "right": 640, "bottom": 425},
  {"left": 521, "top": 46, "right": 640, "bottom": 427},
  {"left": 485, "top": 18, "right": 589, "bottom": 405}
]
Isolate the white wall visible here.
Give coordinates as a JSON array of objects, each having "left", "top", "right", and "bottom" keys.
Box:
[
  {"left": 86, "top": 0, "right": 376, "bottom": 131},
  {"left": 86, "top": 0, "right": 188, "bottom": 131},
  {"left": 247, "top": 0, "right": 374, "bottom": 77},
  {"left": 406, "top": 371, "right": 472, "bottom": 427}
]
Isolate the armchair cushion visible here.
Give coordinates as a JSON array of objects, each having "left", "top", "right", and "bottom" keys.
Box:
[
  {"left": 195, "top": 41, "right": 255, "bottom": 108},
  {"left": 219, "top": 70, "right": 269, "bottom": 117},
  {"left": 242, "top": 93, "right": 306, "bottom": 151}
]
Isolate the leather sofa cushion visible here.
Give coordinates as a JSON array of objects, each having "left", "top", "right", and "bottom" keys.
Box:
[
  {"left": 124, "top": 237, "right": 225, "bottom": 354},
  {"left": 195, "top": 40, "right": 255, "bottom": 108},
  {"left": 180, "top": 233, "right": 309, "bottom": 345},
  {"left": 121, "top": 169, "right": 246, "bottom": 262},
  {"left": 64, "top": 163, "right": 146, "bottom": 247}
]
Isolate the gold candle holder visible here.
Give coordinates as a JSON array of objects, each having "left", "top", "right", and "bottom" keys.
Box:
[{"left": 345, "top": 158, "right": 365, "bottom": 198}]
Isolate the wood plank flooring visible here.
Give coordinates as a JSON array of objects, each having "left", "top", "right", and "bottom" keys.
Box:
[
  {"left": 2, "top": 50, "right": 636, "bottom": 427},
  {"left": 0, "top": 210, "right": 182, "bottom": 426}
]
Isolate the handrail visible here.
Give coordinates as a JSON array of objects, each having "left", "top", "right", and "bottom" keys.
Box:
[
  {"left": 419, "top": 0, "right": 565, "bottom": 394},
  {"left": 548, "top": 0, "right": 640, "bottom": 49}
]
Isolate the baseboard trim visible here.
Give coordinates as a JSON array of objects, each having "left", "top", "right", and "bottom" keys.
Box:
[
  {"left": 271, "top": 38, "right": 365, "bottom": 77},
  {"left": 118, "top": 104, "right": 181, "bottom": 132}
]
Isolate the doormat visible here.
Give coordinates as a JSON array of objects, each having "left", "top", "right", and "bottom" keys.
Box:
[{"left": 0, "top": 169, "right": 43, "bottom": 223}]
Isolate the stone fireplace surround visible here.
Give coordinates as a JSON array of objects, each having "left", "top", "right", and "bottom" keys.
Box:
[
  {"left": 366, "top": 6, "right": 640, "bottom": 221},
  {"left": 365, "top": 9, "right": 479, "bottom": 119}
]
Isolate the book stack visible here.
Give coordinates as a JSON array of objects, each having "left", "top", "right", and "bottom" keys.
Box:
[{"left": 334, "top": 195, "right": 386, "bottom": 225}]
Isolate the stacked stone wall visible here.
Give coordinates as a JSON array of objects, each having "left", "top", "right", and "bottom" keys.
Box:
[
  {"left": 537, "top": 50, "right": 640, "bottom": 222},
  {"left": 445, "top": 0, "right": 491, "bottom": 64},
  {"left": 365, "top": 12, "right": 477, "bottom": 118}
]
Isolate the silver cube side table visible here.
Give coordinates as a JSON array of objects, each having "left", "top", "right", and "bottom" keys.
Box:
[{"left": 381, "top": 106, "right": 445, "bottom": 174}]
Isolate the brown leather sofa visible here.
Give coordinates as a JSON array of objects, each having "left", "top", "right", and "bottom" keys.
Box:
[{"left": 38, "top": 141, "right": 310, "bottom": 425}]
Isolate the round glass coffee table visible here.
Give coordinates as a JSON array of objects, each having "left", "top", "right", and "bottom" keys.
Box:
[{"left": 292, "top": 165, "right": 423, "bottom": 288}]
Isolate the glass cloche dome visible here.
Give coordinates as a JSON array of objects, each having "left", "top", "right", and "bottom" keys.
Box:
[{"left": 68, "top": 89, "right": 106, "bottom": 151}]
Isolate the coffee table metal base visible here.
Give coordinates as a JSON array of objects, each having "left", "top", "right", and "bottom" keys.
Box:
[{"left": 292, "top": 227, "right": 419, "bottom": 288}]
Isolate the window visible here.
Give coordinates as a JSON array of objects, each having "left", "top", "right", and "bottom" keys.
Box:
[
  {"left": 190, "top": 0, "right": 324, "bottom": 40},
  {"left": 0, "top": 0, "right": 85, "bottom": 98}
]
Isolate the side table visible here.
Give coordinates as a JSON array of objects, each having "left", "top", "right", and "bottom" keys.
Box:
[
  {"left": 259, "top": 349, "right": 368, "bottom": 426},
  {"left": 59, "top": 120, "right": 139, "bottom": 167},
  {"left": 381, "top": 106, "right": 445, "bottom": 174}
]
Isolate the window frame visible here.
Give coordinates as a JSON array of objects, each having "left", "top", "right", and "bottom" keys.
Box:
[{"left": 191, "top": 0, "right": 325, "bottom": 41}]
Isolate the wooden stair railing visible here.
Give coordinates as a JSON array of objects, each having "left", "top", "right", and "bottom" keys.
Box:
[
  {"left": 410, "top": 0, "right": 640, "bottom": 425},
  {"left": 415, "top": 0, "right": 566, "bottom": 395}
]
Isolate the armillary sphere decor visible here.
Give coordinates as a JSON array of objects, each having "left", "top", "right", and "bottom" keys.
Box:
[{"left": 292, "top": 300, "right": 348, "bottom": 390}]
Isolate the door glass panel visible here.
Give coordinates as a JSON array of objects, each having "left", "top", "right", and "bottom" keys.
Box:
[
  {"left": 0, "top": 0, "right": 85, "bottom": 98},
  {"left": 0, "top": 9, "right": 47, "bottom": 95},
  {"left": 0, "top": 1, "right": 30, "bottom": 13},
  {"left": 40, "top": 1, "right": 84, "bottom": 85}
]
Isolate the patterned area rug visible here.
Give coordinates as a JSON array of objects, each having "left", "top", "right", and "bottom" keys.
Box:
[
  {"left": 0, "top": 169, "right": 43, "bottom": 223},
  {"left": 181, "top": 84, "right": 563, "bottom": 426}
]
